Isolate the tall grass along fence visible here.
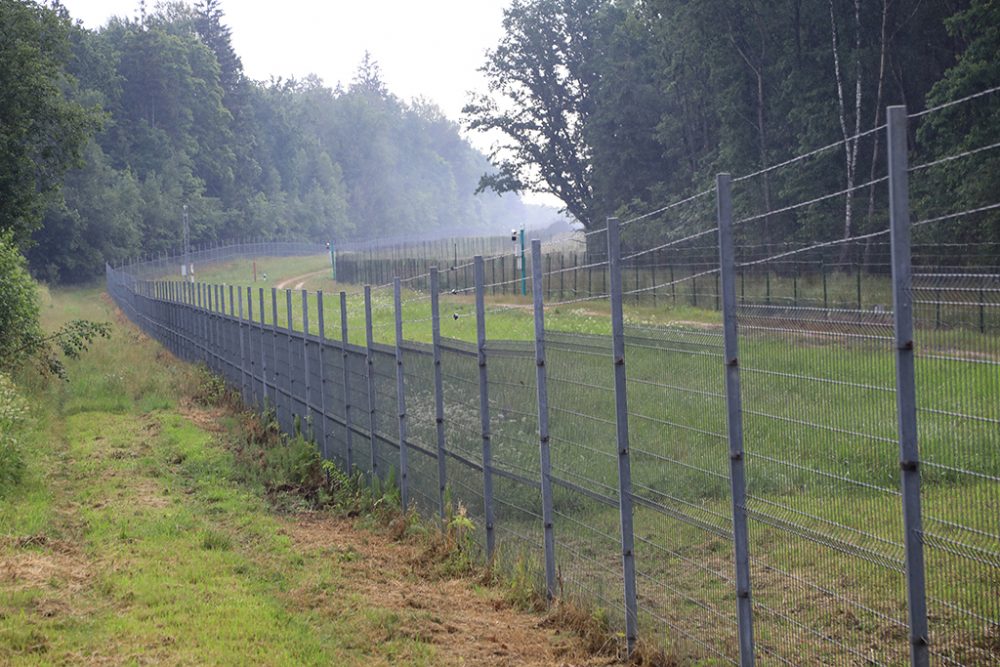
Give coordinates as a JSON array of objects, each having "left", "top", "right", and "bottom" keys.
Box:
[{"left": 107, "top": 101, "right": 998, "bottom": 666}]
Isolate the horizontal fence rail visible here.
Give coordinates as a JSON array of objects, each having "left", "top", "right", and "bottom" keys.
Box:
[{"left": 108, "top": 102, "right": 998, "bottom": 666}]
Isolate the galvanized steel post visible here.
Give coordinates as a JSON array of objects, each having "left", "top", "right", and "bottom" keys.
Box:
[
  {"left": 259, "top": 288, "right": 269, "bottom": 413},
  {"left": 717, "top": 173, "right": 756, "bottom": 666},
  {"left": 364, "top": 285, "right": 379, "bottom": 479},
  {"left": 317, "top": 292, "right": 329, "bottom": 462},
  {"left": 887, "top": 105, "right": 930, "bottom": 667},
  {"left": 271, "top": 288, "right": 281, "bottom": 427},
  {"left": 246, "top": 287, "right": 257, "bottom": 407},
  {"left": 531, "top": 239, "right": 557, "bottom": 603},
  {"left": 607, "top": 217, "right": 639, "bottom": 654},
  {"left": 393, "top": 277, "right": 409, "bottom": 511},
  {"left": 301, "top": 290, "right": 313, "bottom": 442},
  {"left": 430, "top": 267, "right": 448, "bottom": 521},
  {"left": 474, "top": 256, "right": 496, "bottom": 559},
  {"left": 285, "top": 290, "right": 296, "bottom": 430},
  {"left": 339, "top": 292, "right": 354, "bottom": 472}
]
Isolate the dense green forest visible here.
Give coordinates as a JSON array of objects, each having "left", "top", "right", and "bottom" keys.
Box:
[
  {"left": 465, "top": 0, "right": 999, "bottom": 252},
  {"left": 1, "top": 0, "right": 997, "bottom": 287},
  {"left": 1, "top": 0, "right": 538, "bottom": 283}
]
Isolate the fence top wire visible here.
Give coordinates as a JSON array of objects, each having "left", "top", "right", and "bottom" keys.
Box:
[
  {"left": 737, "top": 229, "right": 891, "bottom": 269},
  {"left": 912, "top": 201, "right": 1000, "bottom": 228},
  {"left": 733, "top": 123, "right": 886, "bottom": 184},
  {"left": 909, "top": 139, "right": 1000, "bottom": 172},
  {"left": 618, "top": 187, "right": 715, "bottom": 228},
  {"left": 622, "top": 267, "right": 720, "bottom": 298},
  {"left": 909, "top": 83, "right": 1000, "bottom": 119},
  {"left": 397, "top": 271, "right": 432, "bottom": 286},
  {"left": 621, "top": 226, "right": 719, "bottom": 262},
  {"left": 732, "top": 175, "right": 888, "bottom": 226},
  {"left": 543, "top": 291, "right": 611, "bottom": 309},
  {"left": 450, "top": 273, "right": 527, "bottom": 296},
  {"left": 540, "top": 257, "right": 608, "bottom": 278}
]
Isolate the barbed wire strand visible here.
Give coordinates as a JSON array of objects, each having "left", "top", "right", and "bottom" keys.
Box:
[
  {"left": 912, "top": 201, "right": 1000, "bottom": 228},
  {"left": 619, "top": 188, "right": 715, "bottom": 228},
  {"left": 909, "top": 140, "right": 1000, "bottom": 173},
  {"left": 738, "top": 229, "right": 891, "bottom": 269},
  {"left": 621, "top": 227, "right": 720, "bottom": 262},
  {"left": 733, "top": 176, "right": 888, "bottom": 226},
  {"left": 544, "top": 291, "right": 612, "bottom": 309},
  {"left": 910, "top": 84, "right": 1000, "bottom": 119},
  {"left": 733, "top": 124, "right": 887, "bottom": 184},
  {"left": 622, "top": 267, "right": 721, "bottom": 298}
]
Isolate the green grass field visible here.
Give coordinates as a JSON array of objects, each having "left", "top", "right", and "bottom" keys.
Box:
[
  {"left": 151, "top": 253, "right": 997, "bottom": 665},
  {"left": 4, "top": 287, "right": 616, "bottom": 665}
]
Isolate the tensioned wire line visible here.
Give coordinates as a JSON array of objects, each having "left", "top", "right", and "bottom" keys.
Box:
[
  {"left": 621, "top": 267, "right": 720, "bottom": 298},
  {"left": 732, "top": 175, "right": 888, "bottom": 226},
  {"left": 912, "top": 201, "right": 1000, "bottom": 228},
  {"left": 909, "top": 140, "right": 1000, "bottom": 172},
  {"left": 618, "top": 187, "right": 715, "bottom": 228},
  {"left": 621, "top": 226, "right": 719, "bottom": 262},
  {"left": 736, "top": 228, "right": 891, "bottom": 269},
  {"left": 734, "top": 123, "right": 886, "bottom": 183},
  {"left": 536, "top": 257, "right": 608, "bottom": 278},
  {"left": 579, "top": 83, "right": 999, "bottom": 236},
  {"left": 909, "top": 83, "right": 1000, "bottom": 119}
]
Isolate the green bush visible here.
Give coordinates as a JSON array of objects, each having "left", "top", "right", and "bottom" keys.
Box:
[
  {"left": 0, "top": 372, "right": 29, "bottom": 493},
  {"left": 0, "top": 231, "right": 42, "bottom": 371}
]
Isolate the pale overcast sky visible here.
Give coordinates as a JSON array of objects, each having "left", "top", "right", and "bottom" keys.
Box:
[
  {"left": 57, "top": 0, "right": 561, "bottom": 207},
  {"left": 58, "top": 0, "right": 509, "bottom": 146}
]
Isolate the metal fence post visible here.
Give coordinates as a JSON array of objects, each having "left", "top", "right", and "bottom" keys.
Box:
[
  {"left": 364, "top": 285, "right": 379, "bottom": 479},
  {"left": 339, "top": 292, "right": 354, "bottom": 473},
  {"left": 430, "top": 267, "right": 448, "bottom": 521},
  {"left": 717, "top": 173, "right": 756, "bottom": 666},
  {"left": 887, "top": 105, "right": 930, "bottom": 667},
  {"left": 246, "top": 287, "right": 257, "bottom": 407},
  {"left": 301, "top": 290, "right": 314, "bottom": 442},
  {"left": 285, "top": 290, "right": 297, "bottom": 431},
  {"left": 271, "top": 288, "right": 281, "bottom": 427},
  {"left": 474, "top": 255, "right": 495, "bottom": 559},
  {"left": 238, "top": 286, "right": 248, "bottom": 403},
  {"left": 392, "top": 278, "right": 410, "bottom": 510},
  {"left": 209, "top": 283, "right": 217, "bottom": 371},
  {"left": 316, "top": 292, "right": 329, "bottom": 461},
  {"left": 531, "top": 240, "right": 557, "bottom": 603},
  {"left": 259, "top": 288, "right": 269, "bottom": 413},
  {"left": 607, "top": 217, "right": 639, "bottom": 655}
]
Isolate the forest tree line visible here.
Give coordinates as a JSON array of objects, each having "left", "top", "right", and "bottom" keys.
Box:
[
  {"left": 1, "top": 0, "right": 539, "bottom": 284},
  {"left": 1, "top": 0, "right": 997, "bottom": 286},
  {"left": 466, "top": 0, "right": 998, "bottom": 254}
]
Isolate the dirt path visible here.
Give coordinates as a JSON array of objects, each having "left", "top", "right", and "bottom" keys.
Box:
[
  {"left": 275, "top": 268, "right": 330, "bottom": 290},
  {"left": 286, "top": 515, "right": 614, "bottom": 667}
]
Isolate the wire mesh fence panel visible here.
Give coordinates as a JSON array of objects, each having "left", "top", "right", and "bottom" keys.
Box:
[
  {"left": 400, "top": 342, "right": 441, "bottom": 517},
  {"left": 485, "top": 340, "right": 545, "bottom": 581},
  {"left": 542, "top": 330, "right": 626, "bottom": 650},
  {"left": 439, "top": 340, "right": 488, "bottom": 552},
  {"left": 734, "top": 203, "right": 912, "bottom": 666},
  {"left": 621, "top": 323, "right": 738, "bottom": 662},
  {"left": 907, "top": 109, "right": 1000, "bottom": 663},
  {"left": 104, "top": 88, "right": 1000, "bottom": 666},
  {"left": 320, "top": 342, "right": 344, "bottom": 433},
  {"left": 371, "top": 345, "right": 400, "bottom": 483},
  {"left": 345, "top": 347, "right": 372, "bottom": 477}
]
